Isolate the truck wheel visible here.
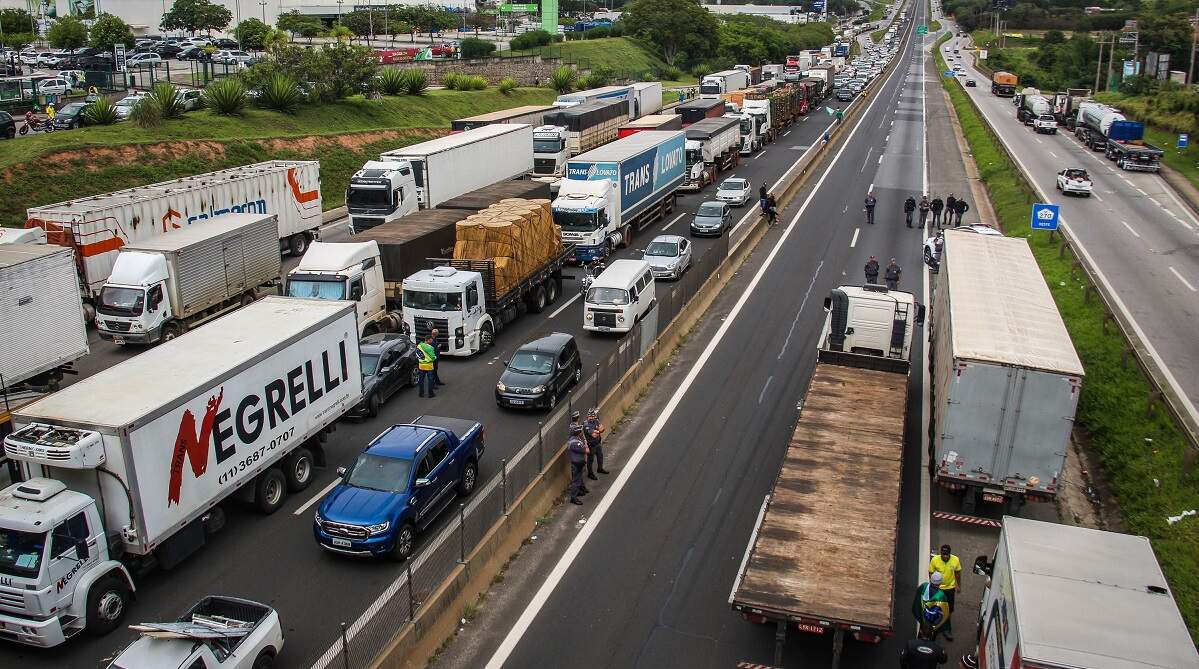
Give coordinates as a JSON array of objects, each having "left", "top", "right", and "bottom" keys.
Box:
[
  {"left": 528, "top": 285, "right": 547, "bottom": 313},
  {"left": 544, "top": 278, "right": 559, "bottom": 304},
  {"left": 241, "top": 293, "right": 256, "bottom": 308},
  {"left": 252, "top": 651, "right": 276, "bottom": 669},
  {"left": 366, "top": 392, "right": 381, "bottom": 418},
  {"left": 85, "top": 576, "right": 130, "bottom": 636},
  {"left": 161, "top": 321, "right": 184, "bottom": 342},
  {"left": 480, "top": 322, "right": 494, "bottom": 353},
  {"left": 253, "top": 468, "right": 288, "bottom": 514},
  {"left": 458, "top": 459, "right": 478, "bottom": 496},
  {"left": 390, "top": 523, "right": 415, "bottom": 562},
  {"left": 620, "top": 225, "right": 631, "bottom": 249},
  {"left": 962, "top": 489, "right": 979, "bottom": 515},
  {"left": 288, "top": 233, "right": 309, "bottom": 257},
  {"left": 284, "top": 447, "right": 314, "bottom": 492}
]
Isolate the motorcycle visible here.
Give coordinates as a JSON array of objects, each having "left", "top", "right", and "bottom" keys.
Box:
[
  {"left": 579, "top": 260, "right": 606, "bottom": 296},
  {"left": 18, "top": 113, "right": 55, "bottom": 135}
]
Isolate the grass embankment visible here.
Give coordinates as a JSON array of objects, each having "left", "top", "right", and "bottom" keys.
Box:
[
  {"left": 500, "top": 37, "right": 696, "bottom": 85},
  {"left": 0, "top": 88, "right": 556, "bottom": 228},
  {"left": 1095, "top": 91, "right": 1199, "bottom": 191},
  {"left": 930, "top": 19, "right": 941, "bottom": 32},
  {"left": 936, "top": 34, "right": 1199, "bottom": 642}
]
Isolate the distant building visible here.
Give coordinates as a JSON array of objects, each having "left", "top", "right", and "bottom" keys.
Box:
[{"left": 703, "top": 4, "right": 816, "bottom": 25}]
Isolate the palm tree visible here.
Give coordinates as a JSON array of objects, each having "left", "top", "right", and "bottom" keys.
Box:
[
  {"left": 263, "top": 28, "right": 291, "bottom": 54},
  {"left": 328, "top": 25, "right": 353, "bottom": 43}
]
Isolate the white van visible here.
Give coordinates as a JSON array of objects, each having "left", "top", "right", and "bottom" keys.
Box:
[{"left": 583, "top": 259, "right": 656, "bottom": 333}]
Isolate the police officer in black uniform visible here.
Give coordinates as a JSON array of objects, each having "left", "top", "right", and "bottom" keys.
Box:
[
  {"left": 584, "top": 408, "right": 608, "bottom": 479},
  {"left": 568, "top": 423, "right": 588, "bottom": 505},
  {"left": 899, "top": 627, "right": 948, "bottom": 668}
]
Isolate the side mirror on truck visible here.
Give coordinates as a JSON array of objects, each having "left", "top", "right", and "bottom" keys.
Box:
[
  {"left": 973, "top": 555, "right": 993, "bottom": 577},
  {"left": 916, "top": 304, "right": 926, "bottom": 326}
]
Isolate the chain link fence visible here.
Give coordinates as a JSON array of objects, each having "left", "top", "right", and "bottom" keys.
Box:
[{"left": 312, "top": 227, "right": 735, "bottom": 669}]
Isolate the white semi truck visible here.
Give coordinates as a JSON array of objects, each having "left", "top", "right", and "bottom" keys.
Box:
[
  {"left": 700, "top": 70, "right": 750, "bottom": 98},
  {"left": 95, "top": 213, "right": 282, "bottom": 346},
  {"left": 0, "top": 297, "right": 361, "bottom": 647},
  {"left": 532, "top": 100, "right": 630, "bottom": 177},
  {"left": 680, "top": 116, "right": 741, "bottom": 191},
  {"left": 345, "top": 124, "right": 534, "bottom": 232}
]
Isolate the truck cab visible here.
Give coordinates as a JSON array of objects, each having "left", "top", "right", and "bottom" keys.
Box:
[
  {"left": 742, "top": 99, "right": 772, "bottom": 145},
  {"left": 552, "top": 179, "right": 621, "bottom": 263},
  {"left": 532, "top": 125, "right": 568, "bottom": 176},
  {"left": 735, "top": 113, "right": 760, "bottom": 154},
  {"left": 0, "top": 477, "right": 134, "bottom": 647},
  {"left": 821, "top": 284, "right": 924, "bottom": 369},
  {"left": 345, "top": 160, "right": 418, "bottom": 233},
  {"left": 286, "top": 242, "right": 390, "bottom": 337},
  {"left": 401, "top": 266, "right": 487, "bottom": 356},
  {"left": 95, "top": 252, "right": 172, "bottom": 345},
  {"left": 314, "top": 417, "right": 484, "bottom": 561}
]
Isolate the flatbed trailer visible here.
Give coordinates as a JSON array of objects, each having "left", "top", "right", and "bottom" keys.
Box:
[
  {"left": 730, "top": 347, "right": 907, "bottom": 668},
  {"left": 426, "top": 243, "right": 575, "bottom": 327}
]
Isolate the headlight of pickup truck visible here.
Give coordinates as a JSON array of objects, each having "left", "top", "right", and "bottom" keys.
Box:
[
  {"left": 366, "top": 521, "right": 390, "bottom": 535},
  {"left": 313, "top": 512, "right": 325, "bottom": 527},
  {"left": 496, "top": 382, "right": 507, "bottom": 392}
]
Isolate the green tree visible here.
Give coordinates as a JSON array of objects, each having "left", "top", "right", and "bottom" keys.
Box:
[
  {"left": 2, "top": 32, "right": 36, "bottom": 50},
  {"left": 1, "top": 8, "right": 36, "bottom": 35},
  {"left": 48, "top": 16, "right": 88, "bottom": 49},
  {"left": 319, "top": 42, "right": 377, "bottom": 99},
  {"left": 340, "top": 10, "right": 377, "bottom": 39},
  {"left": 621, "top": 0, "right": 718, "bottom": 65},
  {"left": 262, "top": 28, "right": 291, "bottom": 52},
  {"left": 277, "top": 10, "right": 324, "bottom": 38},
  {"left": 327, "top": 25, "right": 353, "bottom": 42},
  {"left": 89, "top": 13, "right": 135, "bottom": 50},
  {"left": 1138, "top": 9, "right": 1193, "bottom": 68},
  {"left": 235, "top": 17, "right": 270, "bottom": 50},
  {"left": 1042, "top": 29, "right": 1065, "bottom": 45},
  {"left": 161, "top": 0, "right": 233, "bottom": 35},
  {"left": 459, "top": 37, "right": 495, "bottom": 59}
]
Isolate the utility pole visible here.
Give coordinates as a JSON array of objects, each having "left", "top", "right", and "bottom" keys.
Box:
[
  {"left": 1108, "top": 32, "right": 1116, "bottom": 90},
  {"left": 1189, "top": 7, "right": 1198, "bottom": 85},
  {"left": 1095, "top": 35, "right": 1105, "bottom": 93}
]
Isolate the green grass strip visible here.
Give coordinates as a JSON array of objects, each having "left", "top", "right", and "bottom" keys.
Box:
[{"left": 933, "top": 33, "right": 1199, "bottom": 642}]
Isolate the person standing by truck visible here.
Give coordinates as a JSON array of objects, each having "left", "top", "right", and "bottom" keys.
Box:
[
  {"left": 430, "top": 328, "right": 446, "bottom": 387},
  {"left": 903, "top": 196, "right": 917, "bottom": 228},
  {"left": 918, "top": 195, "right": 931, "bottom": 229},
  {"left": 927, "top": 544, "right": 962, "bottom": 613},
  {"left": 864, "top": 255, "right": 880, "bottom": 284},
  {"left": 568, "top": 423, "right": 589, "bottom": 505},
  {"left": 417, "top": 335, "right": 437, "bottom": 398},
  {"left": 585, "top": 408, "right": 608, "bottom": 479},
  {"left": 952, "top": 198, "right": 969, "bottom": 227},
  {"left": 899, "top": 627, "right": 949, "bottom": 668},
  {"left": 885, "top": 259, "right": 902, "bottom": 290},
  {"left": 912, "top": 572, "right": 953, "bottom": 641},
  {"left": 944, "top": 194, "right": 957, "bottom": 227}
]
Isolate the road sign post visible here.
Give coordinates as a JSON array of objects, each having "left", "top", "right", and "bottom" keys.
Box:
[
  {"left": 1178, "top": 133, "right": 1189, "bottom": 149},
  {"left": 1031, "top": 203, "right": 1061, "bottom": 231}
]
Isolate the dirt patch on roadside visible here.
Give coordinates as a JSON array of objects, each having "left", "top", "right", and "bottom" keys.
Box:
[
  {"left": 1057, "top": 430, "right": 1127, "bottom": 532},
  {"left": 260, "top": 128, "right": 448, "bottom": 154},
  {"left": 28, "top": 140, "right": 231, "bottom": 176}
]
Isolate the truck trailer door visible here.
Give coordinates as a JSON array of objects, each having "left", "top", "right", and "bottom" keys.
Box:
[
  {"left": 223, "top": 235, "right": 247, "bottom": 294},
  {"left": 995, "top": 369, "right": 1076, "bottom": 491}
]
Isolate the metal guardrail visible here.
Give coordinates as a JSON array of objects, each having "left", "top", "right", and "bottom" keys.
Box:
[{"left": 947, "top": 43, "right": 1199, "bottom": 453}]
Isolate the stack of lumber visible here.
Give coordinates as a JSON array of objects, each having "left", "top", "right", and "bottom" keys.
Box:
[{"left": 453, "top": 198, "right": 561, "bottom": 295}]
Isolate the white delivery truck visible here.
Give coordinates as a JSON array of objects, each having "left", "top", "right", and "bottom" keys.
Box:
[
  {"left": 95, "top": 213, "right": 282, "bottom": 346},
  {"left": 0, "top": 297, "right": 361, "bottom": 647},
  {"left": 346, "top": 124, "right": 534, "bottom": 232},
  {"left": 699, "top": 70, "right": 750, "bottom": 98},
  {"left": 552, "top": 84, "right": 633, "bottom": 110},
  {"left": 24, "top": 161, "right": 323, "bottom": 310},
  {"left": 680, "top": 116, "right": 742, "bottom": 191},
  {"left": 532, "top": 100, "right": 630, "bottom": 177},
  {"left": 630, "top": 81, "right": 663, "bottom": 117},
  {"left": 973, "top": 517, "right": 1199, "bottom": 669},
  {"left": 931, "top": 230, "right": 1084, "bottom": 514}
]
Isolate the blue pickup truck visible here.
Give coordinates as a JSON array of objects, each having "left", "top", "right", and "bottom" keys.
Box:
[{"left": 313, "top": 416, "right": 484, "bottom": 561}]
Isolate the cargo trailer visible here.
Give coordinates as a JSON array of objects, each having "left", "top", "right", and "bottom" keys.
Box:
[
  {"left": 617, "top": 113, "right": 683, "bottom": 139},
  {"left": 450, "top": 105, "right": 553, "bottom": 132},
  {"left": 674, "top": 98, "right": 726, "bottom": 126},
  {"left": 533, "top": 99, "right": 630, "bottom": 176}
]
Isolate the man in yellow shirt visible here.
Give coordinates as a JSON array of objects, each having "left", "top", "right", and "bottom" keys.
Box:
[{"left": 928, "top": 544, "right": 962, "bottom": 635}]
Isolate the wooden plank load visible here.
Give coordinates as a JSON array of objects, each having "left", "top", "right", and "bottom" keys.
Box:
[{"left": 452, "top": 198, "right": 562, "bottom": 296}]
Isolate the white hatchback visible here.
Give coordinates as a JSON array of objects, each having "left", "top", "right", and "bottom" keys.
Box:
[{"left": 715, "top": 177, "right": 752, "bottom": 207}]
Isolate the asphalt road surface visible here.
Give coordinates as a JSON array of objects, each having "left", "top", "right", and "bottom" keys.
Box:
[
  {"left": 0, "top": 82, "right": 854, "bottom": 669},
  {"left": 939, "top": 17, "right": 1199, "bottom": 432},
  {"left": 462, "top": 2, "right": 943, "bottom": 666}
]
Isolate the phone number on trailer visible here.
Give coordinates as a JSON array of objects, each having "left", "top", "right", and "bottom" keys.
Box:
[{"left": 216, "top": 427, "right": 295, "bottom": 486}]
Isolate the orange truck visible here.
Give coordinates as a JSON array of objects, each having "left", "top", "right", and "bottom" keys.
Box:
[{"left": 992, "top": 71, "right": 1018, "bottom": 96}]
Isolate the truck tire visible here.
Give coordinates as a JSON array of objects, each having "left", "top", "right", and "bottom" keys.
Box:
[
  {"left": 284, "top": 447, "right": 315, "bottom": 492},
  {"left": 390, "top": 523, "right": 415, "bottom": 562},
  {"left": 544, "top": 278, "right": 558, "bottom": 304},
  {"left": 458, "top": 459, "right": 478, "bottom": 496},
  {"left": 253, "top": 468, "right": 288, "bottom": 514},
  {"left": 288, "top": 233, "right": 309, "bottom": 257},
  {"left": 252, "top": 651, "right": 276, "bottom": 669},
  {"left": 619, "top": 225, "right": 631, "bottom": 249},
  {"left": 161, "top": 321, "right": 184, "bottom": 342},
  {"left": 241, "top": 293, "right": 256, "bottom": 308},
  {"left": 479, "top": 322, "right": 494, "bottom": 353},
  {"left": 85, "top": 576, "right": 130, "bottom": 636},
  {"left": 528, "top": 285, "right": 547, "bottom": 313},
  {"left": 365, "top": 392, "right": 381, "bottom": 418}
]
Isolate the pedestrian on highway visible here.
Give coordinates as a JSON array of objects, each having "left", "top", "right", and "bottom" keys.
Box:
[
  {"left": 585, "top": 408, "right": 608, "bottom": 479},
  {"left": 918, "top": 195, "right": 931, "bottom": 229},
  {"left": 677, "top": 90, "right": 685, "bottom": 104},
  {"left": 903, "top": 196, "right": 917, "bottom": 228},
  {"left": 822, "top": 130, "right": 831, "bottom": 147},
  {"left": 429, "top": 328, "right": 445, "bottom": 387},
  {"left": 759, "top": 184, "right": 768, "bottom": 210},
  {"left": 899, "top": 626, "right": 949, "bottom": 668},
  {"left": 766, "top": 192, "right": 779, "bottom": 225},
  {"left": 928, "top": 544, "right": 962, "bottom": 613},
  {"left": 912, "top": 571, "right": 953, "bottom": 641},
  {"left": 417, "top": 335, "right": 437, "bottom": 398},
  {"left": 885, "top": 259, "right": 902, "bottom": 290},
  {"left": 865, "top": 255, "right": 880, "bottom": 284},
  {"left": 864, "top": 192, "right": 877, "bottom": 225},
  {"left": 953, "top": 199, "right": 969, "bottom": 227},
  {"left": 567, "top": 423, "right": 589, "bottom": 505},
  {"left": 930, "top": 196, "right": 944, "bottom": 227},
  {"left": 945, "top": 194, "right": 957, "bottom": 226}
]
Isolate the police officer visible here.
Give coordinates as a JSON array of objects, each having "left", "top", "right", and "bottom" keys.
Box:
[
  {"left": 953, "top": 198, "right": 969, "bottom": 227},
  {"left": 945, "top": 194, "right": 957, "bottom": 227},
  {"left": 930, "top": 196, "right": 944, "bottom": 227},
  {"left": 903, "top": 196, "right": 917, "bottom": 228},
  {"left": 567, "top": 423, "right": 589, "bottom": 505},
  {"left": 584, "top": 408, "right": 608, "bottom": 479},
  {"left": 918, "top": 195, "right": 931, "bottom": 229},
  {"left": 864, "top": 192, "right": 877, "bottom": 225},
  {"left": 865, "top": 255, "right": 880, "bottom": 284},
  {"left": 885, "top": 259, "right": 902, "bottom": 290},
  {"left": 899, "top": 626, "right": 948, "bottom": 668}
]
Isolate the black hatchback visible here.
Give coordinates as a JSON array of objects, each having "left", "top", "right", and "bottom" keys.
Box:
[
  {"left": 496, "top": 333, "right": 582, "bottom": 410},
  {"left": 0, "top": 111, "right": 14, "bottom": 140}
]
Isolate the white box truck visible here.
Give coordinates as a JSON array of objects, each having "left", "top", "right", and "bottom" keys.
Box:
[
  {"left": 699, "top": 70, "right": 750, "bottom": 98},
  {"left": 23, "top": 161, "right": 323, "bottom": 309},
  {"left": 973, "top": 517, "right": 1199, "bottom": 669},
  {"left": 931, "top": 230, "right": 1084, "bottom": 513},
  {"left": 630, "top": 81, "right": 663, "bottom": 117},
  {"left": 95, "top": 213, "right": 282, "bottom": 346},
  {"left": 346, "top": 124, "right": 534, "bottom": 232},
  {"left": 0, "top": 297, "right": 361, "bottom": 647}
]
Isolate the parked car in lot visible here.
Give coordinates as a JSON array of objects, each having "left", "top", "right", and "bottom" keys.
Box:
[
  {"left": 314, "top": 416, "right": 485, "bottom": 560},
  {"left": 177, "top": 46, "right": 212, "bottom": 61},
  {"left": 125, "top": 52, "right": 163, "bottom": 68},
  {"left": 353, "top": 333, "right": 419, "bottom": 417},
  {"left": 642, "top": 234, "right": 693, "bottom": 280},
  {"left": 49, "top": 101, "right": 89, "bottom": 129},
  {"left": 715, "top": 178, "right": 752, "bottom": 207},
  {"left": 690, "top": 201, "right": 732, "bottom": 237},
  {"left": 36, "top": 77, "right": 73, "bottom": 95},
  {"left": 153, "top": 43, "right": 185, "bottom": 58},
  {"left": 178, "top": 87, "right": 203, "bottom": 111},
  {"left": 113, "top": 93, "right": 148, "bottom": 121},
  {"left": 1056, "top": 167, "right": 1093, "bottom": 196},
  {"left": 213, "top": 38, "right": 240, "bottom": 49},
  {"left": 495, "top": 332, "right": 582, "bottom": 410},
  {"left": 1, "top": 111, "right": 15, "bottom": 139},
  {"left": 214, "top": 49, "right": 252, "bottom": 65},
  {"left": 27, "top": 51, "right": 52, "bottom": 66}
]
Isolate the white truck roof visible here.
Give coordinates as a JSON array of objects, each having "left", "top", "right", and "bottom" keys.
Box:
[
  {"left": 380, "top": 124, "right": 531, "bottom": 159},
  {"left": 1001, "top": 517, "right": 1199, "bottom": 669},
  {"left": 942, "top": 230, "right": 1084, "bottom": 376},
  {"left": 120, "top": 213, "right": 274, "bottom": 253},
  {"left": 16, "top": 297, "right": 353, "bottom": 432},
  {"left": 295, "top": 241, "right": 379, "bottom": 273}
]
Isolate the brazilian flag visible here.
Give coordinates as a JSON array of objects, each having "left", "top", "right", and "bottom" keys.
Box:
[{"left": 912, "top": 582, "right": 952, "bottom": 634}]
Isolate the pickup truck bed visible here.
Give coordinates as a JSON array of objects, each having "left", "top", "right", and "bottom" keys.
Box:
[{"left": 731, "top": 361, "right": 905, "bottom": 634}]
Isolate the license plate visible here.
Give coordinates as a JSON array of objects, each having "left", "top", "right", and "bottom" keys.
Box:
[
  {"left": 797, "top": 622, "right": 826, "bottom": 635},
  {"left": 113, "top": 336, "right": 124, "bottom": 345},
  {"left": 507, "top": 399, "right": 525, "bottom": 406},
  {"left": 331, "top": 538, "right": 352, "bottom": 548},
  {"left": 982, "top": 492, "right": 1005, "bottom": 503},
  {"left": 597, "top": 326, "right": 610, "bottom": 331}
]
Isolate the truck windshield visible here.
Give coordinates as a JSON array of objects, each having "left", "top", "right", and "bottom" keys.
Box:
[
  {"left": 403, "top": 289, "right": 462, "bottom": 311},
  {"left": 97, "top": 286, "right": 145, "bottom": 317},
  {"left": 699, "top": 83, "right": 721, "bottom": 95},
  {"left": 533, "top": 137, "right": 564, "bottom": 153},
  {"left": 587, "top": 287, "right": 629, "bottom": 305},
  {"left": 739, "top": 118, "right": 751, "bottom": 134},
  {"left": 554, "top": 209, "right": 599, "bottom": 232},
  {"left": 686, "top": 149, "right": 702, "bottom": 166},
  {"left": 346, "top": 453, "right": 413, "bottom": 494},
  {"left": 347, "top": 186, "right": 391, "bottom": 209},
  {"left": 287, "top": 279, "right": 346, "bottom": 300},
  {"left": 0, "top": 528, "right": 46, "bottom": 578}
]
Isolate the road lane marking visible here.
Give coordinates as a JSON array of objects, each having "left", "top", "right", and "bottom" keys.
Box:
[
  {"left": 879, "top": 154, "right": 884, "bottom": 164},
  {"left": 294, "top": 478, "right": 341, "bottom": 516},
  {"left": 482, "top": 47, "right": 906, "bottom": 667},
  {"left": 753, "top": 150, "right": 766, "bottom": 159},
  {"left": 862, "top": 146, "right": 874, "bottom": 171},
  {"left": 1048, "top": 150, "right": 1058, "bottom": 158},
  {"left": 757, "top": 376, "right": 774, "bottom": 404},
  {"left": 547, "top": 292, "right": 581, "bottom": 319},
  {"left": 1169, "top": 266, "right": 1197, "bottom": 292},
  {"left": 1034, "top": 137, "right": 1043, "bottom": 144},
  {"left": 661, "top": 212, "right": 686, "bottom": 231},
  {"left": 783, "top": 130, "right": 792, "bottom": 136},
  {"left": 850, "top": 227, "right": 860, "bottom": 247},
  {"left": 1094, "top": 193, "right": 1103, "bottom": 202},
  {"left": 1120, "top": 220, "right": 1140, "bottom": 238}
]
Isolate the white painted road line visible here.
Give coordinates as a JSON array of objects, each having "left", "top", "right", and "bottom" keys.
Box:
[
  {"left": 1120, "top": 220, "right": 1141, "bottom": 238},
  {"left": 547, "top": 292, "right": 581, "bottom": 319},
  {"left": 1169, "top": 266, "right": 1197, "bottom": 292},
  {"left": 1034, "top": 137, "right": 1043, "bottom": 144},
  {"left": 757, "top": 376, "right": 774, "bottom": 404},
  {"left": 754, "top": 150, "right": 766, "bottom": 159},
  {"left": 1048, "top": 150, "right": 1058, "bottom": 158},
  {"left": 878, "top": 153, "right": 884, "bottom": 164},
  {"left": 294, "top": 478, "right": 341, "bottom": 516},
  {"left": 783, "top": 129, "right": 792, "bottom": 136},
  {"left": 850, "top": 227, "right": 860, "bottom": 247},
  {"left": 1094, "top": 193, "right": 1103, "bottom": 202},
  {"left": 862, "top": 146, "right": 874, "bottom": 172},
  {"left": 662, "top": 212, "right": 687, "bottom": 231}
]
